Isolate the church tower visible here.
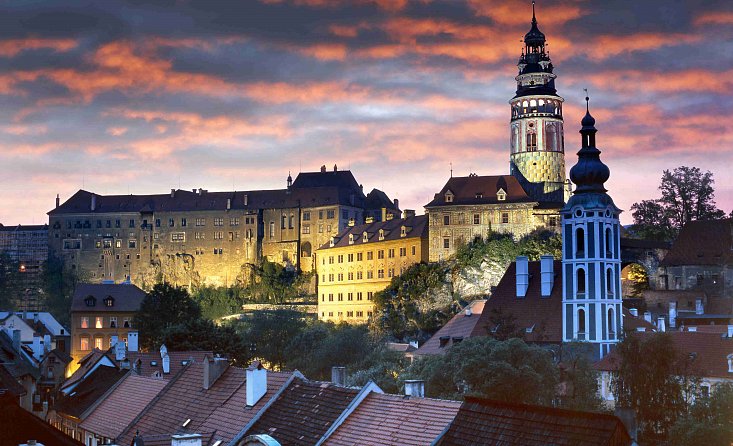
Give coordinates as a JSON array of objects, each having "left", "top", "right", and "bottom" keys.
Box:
[
  {"left": 561, "top": 97, "right": 622, "bottom": 360},
  {"left": 509, "top": 1, "right": 567, "bottom": 204}
]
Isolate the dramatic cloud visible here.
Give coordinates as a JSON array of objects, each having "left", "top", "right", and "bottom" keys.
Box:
[{"left": 0, "top": 0, "right": 732, "bottom": 226}]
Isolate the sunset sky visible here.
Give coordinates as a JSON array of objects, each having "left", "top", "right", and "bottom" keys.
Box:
[{"left": 1, "top": 0, "right": 732, "bottom": 226}]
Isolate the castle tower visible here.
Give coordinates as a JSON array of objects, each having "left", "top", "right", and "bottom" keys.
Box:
[
  {"left": 561, "top": 97, "right": 622, "bottom": 360},
  {"left": 509, "top": 1, "right": 566, "bottom": 204}
]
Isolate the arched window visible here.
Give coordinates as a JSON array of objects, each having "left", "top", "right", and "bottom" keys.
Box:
[
  {"left": 608, "top": 308, "right": 615, "bottom": 337},
  {"left": 546, "top": 122, "right": 557, "bottom": 152},
  {"left": 577, "top": 308, "right": 586, "bottom": 336},
  {"left": 576, "top": 227, "right": 585, "bottom": 256},
  {"left": 301, "top": 242, "right": 312, "bottom": 257},
  {"left": 605, "top": 227, "right": 613, "bottom": 257},
  {"left": 527, "top": 130, "right": 537, "bottom": 151},
  {"left": 577, "top": 267, "right": 586, "bottom": 296},
  {"left": 606, "top": 268, "right": 614, "bottom": 295}
]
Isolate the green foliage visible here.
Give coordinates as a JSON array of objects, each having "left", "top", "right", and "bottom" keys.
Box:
[
  {"left": 41, "top": 254, "right": 84, "bottom": 327},
  {"left": 454, "top": 230, "right": 562, "bottom": 270},
  {"left": 631, "top": 166, "right": 726, "bottom": 241},
  {"left": 557, "top": 343, "right": 605, "bottom": 412},
  {"left": 192, "top": 285, "right": 246, "bottom": 320},
  {"left": 405, "top": 337, "right": 559, "bottom": 404},
  {"left": 161, "top": 318, "right": 250, "bottom": 365},
  {"left": 0, "top": 252, "right": 22, "bottom": 311},
  {"left": 134, "top": 283, "right": 203, "bottom": 350},
  {"left": 246, "top": 259, "right": 312, "bottom": 304},
  {"left": 486, "top": 307, "right": 525, "bottom": 341},
  {"left": 233, "top": 309, "right": 307, "bottom": 370},
  {"left": 346, "top": 347, "right": 410, "bottom": 394},
  {"left": 669, "top": 383, "right": 733, "bottom": 446},
  {"left": 610, "top": 333, "right": 699, "bottom": 443}
]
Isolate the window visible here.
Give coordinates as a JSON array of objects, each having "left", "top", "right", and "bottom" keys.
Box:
[
  {"left": 104, "top": 239, "right": 113, "bottom": 248},
  {"left": 338, "top": 273, "right": 344, "bottom": 281},
  {"left": 356, "top": 311, "right": 364, "bottom": 317},
  {"left": 473, "top": 214, "right": 480, "bottom": 224},
  {"left": 497, "top": 189, "right": 507, "bottom": 201},
  {"left": 303, "top": 211, "right": 311, "bottom": 221},
  {"left": 347, "top": 311, "right": 354, "bottom": 318},
  {"left": 328, "top": 256, "right": 334, "bottom": 264},
  {"left": 214, "top": 218, "right": 224, "bottom": 226},
  {"left": 329, "top": 274, "right": 334, "bottom": 282},
  {"left": 95, "top": 240, "right": 102, "bottom": 248},
  {"left": 577, "top": 268, "right": 586, "bottom": 296},
  {"left": 302, "top": 224, "right": 310, "bottom": 234},
  {"left": 357, "top": 253, "right": 363, "bottom": 261},
  {"left": 607, "top": 308, "right": 615, "bottom": 337},
  {"left": 501, "top": 212, "right": 509, "bottom": 224},
  {"left": 171, "top": 232, "right": 185, "bottom": 242},
  {"left": 367, "top": 271, "right": 373, "bottom": 279},
  {"left": 357, "top": 271, "right": 363, "bottom": 279},
  {"left": 400, "top": 247, "right": 406, "bottom": 257},
  {"left": 94, "top": 336, "right": 104, "bottom": 350},
  {"left": 128, "top": 240, "right": 137, "bottom": 248},
  {"left": 548, "top": 216, "right": 557, "bottom": 227},
  {"left": 289, "top": 214, "right": 294, "bottom": 229},
  {"left": 109, "top": 316, "right": 117, "bottom": 328},
  {"left": 363, "top": 232, "right": 369, "bottom": 243},
  {"left": 338, "top": 293, "right": 343, "bottom": 301},
  {"left": 129, "top": 219, "right": 135, "bottom": 228},
  {"left": 230, "top": 217, "right": 239, "bottom": 226},
  {"left": 196, "top": 218, "right": 206, "bottom": 226},
  {"left": 348, "top": 293, "right": 353, "bottom": 301},
  {"left": 728, "top": 354, "right": 733, "bottom": 373},
  {"left": 123, "top": 318, "right": 131, "bottom": 328},
  {"left": 388, "top": 249, "right": 395, "bottom": 258},
  {"left": 367, "top": 251, "right": 373, "bottom": 260},
  {"left": 195, "top": 232, "right": 205, "bottom": 240},
  {"left": 379, "top": 229, "right": 385, "bottom": 241},
  {"left": 104, "top": 296, "right": 114, "bottom": 307},
  {"left": 269, "top": 222, "right": 275, "bottom": 238},
  {"left": 443, "top": 215, "right": 450, "bottom": 225},
  {"left": 367, "top": 292, "right": 373, "bottom": 300},
  {"left": 80, "top": 336, "right": 90, "bottom": 351},
  {"left": 606, "top": 268, "right": 614, "bottom": 295},
  {"left": 443, "top": 238, "right": 450, "bottom": 249},
  {"left": 348, "top": 253, "right": 354, "bottom": 262},
  {"left": 94, "top": 317, "right": 103, "bottom": 328},
  {"left": 605, "top": 227, "right": 613, "bottom": 257},
  {"left": 181, "top": 218, "right": 187, "bottom": 227},
  {"left": 378, "top": 269, "right": 384, "bottom": 278},
  {"left": 378, "top": 250, "right": 384, "bottom": 259},
  {"left": 412, "top": 246, "right": 416, "bottom": 256},
  {"left": 328, "top": 294, "right": 334, "bottom": 301},
  {"left": 281, "top": 214, "right": 287, "bottom": 229},
  {"left": 527, "top": 131, "right": 537, "bottom": 150},
  {"left": 80, "top": 317, "right": 89, "bottom": 329},
  {"left": 327, "top": 209, "right": 335, "bottom": 219},
  {"left": 319, "top": 224, "right": 324, "bottom": 233},
  {"left": 388, "top": 268, "right": 394, "bottom": 278},
  {"left": 338, "top": 255, "right": 344, "bottom": 263},
  {"left": 576, "top": 227, "right": 585, "bottom": 256},
  {"left": 319, "top": 210, "right": 324, "bottom": 219},
  {"left": 445, "top": 192, "right": 453, "bottom": 203},
  {"left": 577, "top": 308, "right": 586, "bottom": 338}
]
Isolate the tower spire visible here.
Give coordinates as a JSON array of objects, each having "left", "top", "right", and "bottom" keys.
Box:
[
  {"left": 569, "top": 93, "right": 610, "bottom": 194},
  {"left": 532, "top": 0, "right": 536, "bottom": 23}
]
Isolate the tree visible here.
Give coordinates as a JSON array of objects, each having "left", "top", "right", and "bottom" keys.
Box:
[
  {"left": 486, "top": 307, "right": 524, "bottom": 341},
  {"left": 557, "top": 343, "right": 605, "bottom": 412},
  {"left": 669, "top": 383, "right": 733, "bottom": 446},
  {"left": 246, "top": 260, "right": 311, "bottom": 304},
  {"left": 134, "top": 283, "right": 203, "bottom": 350},
  {"left": 631, "top": 166, "right": 726, "bottom": 240},
  {"left": 0, "top": 252, "right": 21, "bottom": 311},
  {"left": 41, "top": 254, "right": 84, "bottom": 327},
  {"left": 610, "top": 333, "right": 699, "bottom": 443},
  {"left": 192, "top": 285, "right": 245, "bottom": 320},
  {"left": 234, "top": 309, "right": 307, "bottom": 370},
  {"left": 160, "top": 318, "right": 250, "bottom": 364},
  {"left": 406, "top": 337, "right": 559, "bottom": 405}
]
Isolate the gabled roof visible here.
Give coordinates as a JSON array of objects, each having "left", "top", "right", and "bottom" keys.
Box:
[
  {"left": 71, "top": 283, "right": 146, "bottom": 313},
  {"left": 79, "top": 374, "right": 167, "bottom": 439},
  {"left": 0, "top": 330, "right": 38, "bottom": 380},
  {"left": 661, "top": 219, "right": 733, "bottom": 266},
  {"left": 435, "top": 396, "right": 631, "bottom": 446},
  {"left": 240, "top": 377, "right": 361, "bottom": 446},
  {"left": 62, "top": 348, "right": 115, "bottom": 392},
  {"left": 322, "top": 392, "right": 461, "bottom": 446},
  {"left": 425, "top": 175, "right": 535, "bottom": 208},
  {"left": 0, "top": 364, "right": 27, "bottom": 397},
  {"left": 125, "top": 350, "right": 211, "bottom": 379},
  {"left": 291, "top": 169, "right": 363, "bottom": 194},
  {"left": 0, "top": 393, "right": 84, "bottom": 446},
  {"left": 54, "top": 365, "right": 128, "bottom": 419},
  {"left": 414, "top": 300, "right": 486, "bottom": 356},
  {"left": 318, "top": 215, "right": 428, "bottom": 250},
  {"left": 364, "top": 188, "right": 400, "bottom": 213}
]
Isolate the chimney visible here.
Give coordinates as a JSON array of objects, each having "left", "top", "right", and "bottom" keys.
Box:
[
  {"left": 171, "top": 433, "right": 203, "bottom": 446},
  {"left": 465, "top": 306, "right": 473, "bottom": 317},
  {"left": 227, "top": 198, "right": 231, "bottom": 210},
  {"left": 331, "top": 366, "right": 347, "bottom": 386},
  {"left": 246, "top": 361, "right": 267, "bottom": 406},
  {"left": 127, "top": 332, "right": 139, "bottom": 352},
  {"left": 695, "top": 298, "right": 704, "bottom": 315},
  {"left": 516, "top": 256, "right": 529, "bottom": 298},
  {"left": 114, "top": 337, "right": 127, "bottom": 361},
  {"left": 381, "top": 207, "right": 387, "bottom": 222},
  {"left": 404, "top": 380, "right": 425, "bottom": 398},
  {"left": 90, "top": 194, "right": 96, "bottom": 211},
  {"left": 12, "top": 330, "right": 21, "bottom": 352},
  {"left": 33, "top": 313, "right": 39, "bottom": 323},
  {"left": 244, "top": 194, "right": 249, "bottom": 206},
  {"left": 657, "top": 317, "right": 666, "bottom": 332},
  {"left": 393, "top": 198, "right": 399, "bottom": 210},
  {"left": 333, "top": 164, "right": 338, "bottom": 172},
  {"left": 162, "top": 353, "right": 170, "bottom": 374},
  {"left": 203, "top": 356, "right": 228, "bottom": 389},
  {"left": 43, "top": 335, "right": 51, "bottom": 353},
  {"left": 403, "top": 209, "right": 416, "bottom": 219},
  {"left": 629, "top": 308, "right": 638, "bottom": 317},
  {"left": 727, "top": 325, "right": 733, "bottom": 338},
  {"left": 669, "top": 302, "right": 677, "bottom": 328},
  {"left": 643, "top": 311, "right": 652, "bottom": 324},
  {"left": 540, "top": 255, "right": 554, "bottom": 297},
  {"left": 321, "top": 165, "right": 326, "bottom": 173},
  {"left": 171, "top": 189, "right": 175, "bottom": 198},
  {"left": 55, "top": 194, "right": 60, "bottom": 208},
  {"left": 32, "top": 335, "right": 43, "bottom": 361}
]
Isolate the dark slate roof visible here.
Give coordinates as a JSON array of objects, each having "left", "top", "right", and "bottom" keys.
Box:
[
  {"left": 62, "top": 349, "right": 114, "bottom": 392},
  {"left": 0, "top": 330, "right": 38, "bottom": 380},
  {"left": 291, "top": 169, "right": 362, "bottom": 193},
  {"left": 436, "top": 396, "right": 631, "bottom": 446},
  {"left": 242, "top": 377, "right": 360, "bottom": 446},
  {"left": 0, "top": 393, "right": 84, "bottom": 446},
  {"left": 425, "top": 175, "right": 535, "bottom": 208},
  {"left": 414, "top": 300, "right": 486, "bottom": 356},
  {"left": 71, "top": 283, "right": 146, "bottom": 313},
  {"left": 0, "top": 224, "right": 48, "bottom": 232},
  {"left": 55, "top": 365, "right": 128, "bottom": 419},
  {"left": 364, "top": 188, "right": 399, "bottom": 212},
  {"left": 0, "top": 363, "right": 27, "bottom": 397},
  {"left": 472, "top": 260, "right": 564, "bottom": 344},
  {"left": 661, "top": 219, "right": 733, "bottom": 267},
  {"left": 318, "top": 215, "right": 428, "bottom": 250}
]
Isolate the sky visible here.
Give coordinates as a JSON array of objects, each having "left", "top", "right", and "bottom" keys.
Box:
[{"left": 1, "top": 0, "right": 732, "bottom": 226}]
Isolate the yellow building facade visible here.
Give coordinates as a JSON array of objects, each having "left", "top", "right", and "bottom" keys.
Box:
[{"left": 316, "top": 215, "right": 428, "bottom": 323}]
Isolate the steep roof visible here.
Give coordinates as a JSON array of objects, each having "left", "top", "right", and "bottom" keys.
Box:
[
  {"left": 472, "top": 260, "right": 564, "bottom": 344},
  {"left": 318, "top": 215, "right": 428, "bottom": 250},
  {"left": 0, "top": 393, "right": 84, "bottom": 446},
  {"left": 79, "top": 374, "right": 167, "bottom": 439},
  {"left": 71, "top": 283, "right": 146, "bottom": 313},
  {"left": 661, "top": 219, "right": 733, "bottom": 267},
  {"left": 424, "top": 175, "right": 535, "bottom": 208},
  {"left": 323, "top": 392, "right": 461, "bottom": 446},
  {"left": 54, "top": 365, "right": 128, "bottom": 419},
  {"left": 364, "top": 188, "right": 400, "bottom": 212},
  {"left": 62, "top": 348, "right": 114, "bottom": 392},
  {"left": 0, "top": 363, "right": 27, "bottom": 397},
  {"left": 291, "top": 169, "right": 362, "bottom": 193},
  {"left": 436, "top": 396, "right": 631, "bottom": 446},
  {"left": 0, "top": 330, "right": 38, "bottom": 380},
  {"left": 0, "top": 224, "right": 48, "bottom": 232},
  {"left": 125, "top": 350, "right": 211, "bottom": 379},
  {"left": 414, "top": 300, "right": 486, "bottom": 356},
  {"left": 240, "top": 377, "right": 360, "bottom": 446}
]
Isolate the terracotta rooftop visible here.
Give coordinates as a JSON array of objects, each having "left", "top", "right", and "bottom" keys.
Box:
[
  {"left": 414, "top": 300, "right": 486, "bottom": 356},
  {"left": 323, "top": 392, "right": 461, "bottom": 446},
  {"left": 318, "top": 215, "right": 428, "bottom": 250},
  {"left": 236, "top": 377, "right": 360, "bottom": 446},
  {"left": 425, "top": 175, "right": 535, "bottom": 208},
  {"left": 435, "top": 396, "right": 631, "bottom": 446},
  {"left": 71, "top": 283, "right": 146, "bottom": 313},
  {"left": 54, "top": 365, "right": 128, "bottom": 419},
  {"left": 125, "top": 350, "right": 211, "bottom": 379},
  {"left": 661, "top": 219, "right": 733, "bottom": 267},
  {"left": 621, "top": 308, "right": 657, "bottom": 333},
  {"left": 79, "top": 374, "right": 167, "bottom": 439}
]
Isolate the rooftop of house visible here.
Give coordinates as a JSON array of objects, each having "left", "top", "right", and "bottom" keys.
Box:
[
  {"left": 322, "top": 391, "right": 461, "bottom": 446},
  {"left": 595, "top": 331, "right": 733, "bottom": 379},
  {"left": 0, "top": 224, "right": 49, "bottom": 232},
  {"left": 237, "top": 377, "right": 361, "bottom": 446},
  {"left": 661, "top": 219, "right": 733, "bottom": 267},
  {"left": 414, "top": 300, "right": 486, "bottom": 356},
  {"left": 79, "top": 373, "right": 168, "bottom": 440},
  {"left": 364, "top": 188, "right": 400, "bottom": 213},
  {"left": 125, "top": 350, "right": 211, "bottom": 379},
  {"left": 318, "top": 214, "right": 428, "bottom": 250},
  {"left": 0, "top": 330, "right": 38, "bottom": 380},
  {"left": 0, "top": 393, "right": 84, "bottom": 446},
  {"left": 54, "top": 365, "right": 129, "bottom": 419},
  {"left": 435, "top": 396, "right": 631, "bottom": 446},
  {"left": 0, "top": 311, "right": 69, "bottom": 337},
  {"left": 0, "top": 363, "right": 27, "bottom": 397},
  {"left": 71, "top": 283, "right": 146, "bottom": 313},
  {"left": 61, "top": 348, "right": 116, "bottom": 392},
  {"left": 424, "top": 174, "right": 537, "bottom": 208}
]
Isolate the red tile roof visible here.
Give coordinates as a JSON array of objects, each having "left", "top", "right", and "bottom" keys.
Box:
[
  {"left": 240, "top": 377, "right": 360, "bottom": 446},
  {"left": 621, "top": 308, "right": 657, "bottom": 333},
  {"left": 425, "top": 175, "right": 535, "bottom": 208},
  {"left": 54, "top": 365, "right": 129, "bottom": 419},
  {"left": 414, "top": 300, "right": 486, "bottom": 356},
  {"left": 125, "top": 350, "right": 211, "bottom": 379},
  {"left": 79, "top": 374, "right": 167, "bottom": 439},
  {"left": 436, "top": 396, "right": 631, "bottom": 446},
  {"left": 661, "top": 219, "right": 733, "bottom": 266},
  {"left": 323, "top": 392, "right": 461, "bottom": 446}
]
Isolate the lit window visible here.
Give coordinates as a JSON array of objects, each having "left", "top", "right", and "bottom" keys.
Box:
[
  {"left": 94, "top": 336, "right": 104, "bottom": 350},
  {"left": 80, "top": 317, "right": 89, "bottom": 329},
  {"left": 80, "top": 336, "right": 90, "bottom": 351},
  {"left": 95, "top": 317, "right": 103, "bottom": 329}
]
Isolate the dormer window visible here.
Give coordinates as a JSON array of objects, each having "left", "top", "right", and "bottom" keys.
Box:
[
  {"left": 348, "top": 234, "right": 354, "bottom": 245},
  {"left": 363, "top": 232, "right": 368, "bottom": 243},
  {"left": 475, "top": 193, "right": 483, "bottom": 199},
  {"left": 84, "top": 296, "right": 96, "bottom": 307},
  {"left": 400, "top": 226, "right": 407, "bottom": 237},
  {"left": 330, "top": 237, "right": 336, "bottom": 247},
  {"left": 445, "top": 190, "right": 454, "bottom": 203},
  {"left": 104, "top": 296, "right": 114, "bottom": 307},
  {"left": 378, "top": 229, "right": 385, "bottom": 241},
  {"left": 497, "top": 188, "right": 507, "bottom": 201}
]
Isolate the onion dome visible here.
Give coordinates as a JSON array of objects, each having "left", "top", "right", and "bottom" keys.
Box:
[
  {"left": 524, "top": 2, "right": 546, "bottom": 48},
  {"left": 569, "top": 96, "right": 610, "bottom": 194}
]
